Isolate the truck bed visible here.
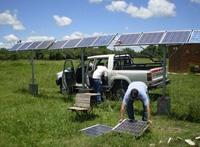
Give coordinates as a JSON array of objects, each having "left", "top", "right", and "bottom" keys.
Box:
[{"left": 122, "top": 63, "right": 162, "bottom": 70}]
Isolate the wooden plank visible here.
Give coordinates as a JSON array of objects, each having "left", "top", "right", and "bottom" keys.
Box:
[
  {"left": 75, "top": 103, "right": 90, "bottom": 108},
  {"left": 68, "top": 106, "right": 89, "bottom": 111},
  {"left": 76, "top": 97, "right": 90, "bottom": 103}
]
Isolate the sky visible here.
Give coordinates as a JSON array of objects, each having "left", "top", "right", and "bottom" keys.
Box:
[{"left": 0, "top": 0, "right": 200, "bottom": 48}]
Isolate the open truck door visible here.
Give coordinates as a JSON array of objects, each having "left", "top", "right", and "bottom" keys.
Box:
[{"left": 61, "top": 59, "right": 76, "bottom": 95}]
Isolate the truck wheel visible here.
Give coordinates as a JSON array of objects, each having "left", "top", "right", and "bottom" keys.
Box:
[
  {"left": 112, "top": 81, "right": 128, "bottom": 101},
  {"left": 113, "top": 86, "right": 126, "bottom": 101}
]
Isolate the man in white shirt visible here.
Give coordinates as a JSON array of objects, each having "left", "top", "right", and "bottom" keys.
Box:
[
  {"left": 119, "top": 81, "right": 151, "bottom": 123},
  {"left": 92, "top": 63, "right": 108, "bottom": 103}
]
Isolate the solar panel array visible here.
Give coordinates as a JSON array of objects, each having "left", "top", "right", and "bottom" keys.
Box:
[
  {"left": 27, "top": 41, "right": 43, "bottom": 50},
  {"left": 63, "top": 38, "right": 82, "bottom": 49},
  {"left": 115, "top": 30, "right": 199, "bottom": 46},
  {"left": 76, "top": 37, "right": 97, "bottom": 48},
  {"left": 117, "top": 33, "right": 141, "bottom": 46},
  {"left": 9, "top": 30, "right": 200, "bottom": 51},
  {"left": 161, "top": 30, "right": 191, "bottom": 44},
  {"left": 189, "top": 30, "right": 200, "bottom": 43},
  {"left": 49, "top": 40, "right": 68, "bottom": 50},
  {"left": 112, "top": 119, "right": 148, "bottom": 136},
  {"left": 18, "top": 42, "right": 32, "bottom": 51},
  {"left": 81, "top": 124, "right": 112, "bottom": 137},
  {"left": 91, "top": 35, "right": 116, "bottom": 47},
  {"left": 9, "top": 43, "right": 23, "bottom": 51},
  {"left": 36, "top": 40, "right": 54, "bottom": 49},
  {"left": 138, "top": 32, "right": 165, "bottom": 45}
]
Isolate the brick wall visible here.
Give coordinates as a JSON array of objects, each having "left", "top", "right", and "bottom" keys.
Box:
[{"left": 168, "top": 44, "right": 200, "bottom": 73}]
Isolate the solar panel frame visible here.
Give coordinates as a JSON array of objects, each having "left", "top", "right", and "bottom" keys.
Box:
[
  {"left": 81, "top": 124, "right": 113, "bottom": 137},
  {"left": 112, "top": 119, "right": 148, "bottom": 136},
  {"left": 115, "top": 33, "right": 142, "bottom": 46},
  {"left": 76, "top": 37, "right": 98, "bottom": 48},
  {"left": 17, "top": 42, "right": 33, "bottom": 51},
  {"left": 189, "top": 30, "right": 200, "bottom": 43},
  {"left": 90, "top": 35, "right": 116, "bottom": 47},
  {"left": 27, "top": 41, "right": 43, "bottom": 50},
  {"left": 161, "top": 30, "right": 192, "bottom": 44},
  {"left": 9, "top": 43, "right": 24, "bottom": 51},
  {"left": 138, "top": 31, "right": 165, "bottom": 45},
  {"left": 63, "top": 38, "right": 82, "bottom": 49},
  {"left": 36, "top": 40, "right": 55, "bottom": 49}
]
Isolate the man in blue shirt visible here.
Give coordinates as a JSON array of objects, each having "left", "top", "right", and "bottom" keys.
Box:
[{"left": 119, "top": 81, "right": 151, "bottom": 123}]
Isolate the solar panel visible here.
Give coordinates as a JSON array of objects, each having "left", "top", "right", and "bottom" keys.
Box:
[
  {"left": 18, "top": 42, "right": 33, "bottom": 51},
  {"left": 81, "top": 124, "right": 112, "bottom": 137},
  {"left": 9, "top": 43, "right": 23, "bottom": 51},
  {"left": 36, "top": 40, "right": 54, "bottom": 49},
  {"left": 91, "top": 35, "right": 116, "bottom": 47},
  {"left": 27, "top": 41, "right": 43, "bottom": 50},
  {"left": 112, "top": 119, "right": 148, "bottom": 136},
  {"left": 115, "top": 33, "right": 141, "bottom": 46},
  {"left": 49, "top": 40, "right": 68, "bottom": 50},
  {"left": 63, "top": 38, "right": 82, "bottom": 49},
  {"left": 138, "top": 32, "right": 165, "bottom": 45},
  {"left": 189, "top": 30, "right": 200, "bottom": 43},
  {"left": 76, "top": 37, "right": 97, "bottom": 48},
  {"left": 161, "top": 30, "right": 191, "bottom": 44}
]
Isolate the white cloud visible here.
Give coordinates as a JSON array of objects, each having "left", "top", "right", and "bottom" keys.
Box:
[
  {"left": 0, "top": 42, "right": 6, "bottom": 48},
  {"left": 53, "top": 15, "right": 72, "bottom": 27},
  {"left": 106, "top": 1, "right": 127, "bottom": 12},
  {"left": 0, "top": 10, "right": 25, "bottom": 30},
  {"left": 4, "top": 34, "right": 19, "bottom": 43},
  {"left": 63, "top": 32, "right": 84, "bottom": 40},
  {"left": 191, "top": 0, "right": 200, "bottom": 4},
  {"left": 106, "top": 0, "right": 176, "bottom": 19},
  {"left": 0, "top": 42, "right": 15, "bottom": 49},
  {"left": 89, "top": 0, "right": 103, "bottom": 4},
  {"left": 63, "top": 32, "right": 106, "bottom": 40},
  {"left": 26, "top": 35, "right": 55, "bottom": 42}
]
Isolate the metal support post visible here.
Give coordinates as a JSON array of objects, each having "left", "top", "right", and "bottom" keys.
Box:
[
  {"left": 157, "top": 45, "right": 170, "bottom": 115},
  {"left": 29, "top": 51, "right": 38, "bottom": 96},
  {"left": 162, "top": 46, "right": 167, "bottom": 97},
  {"left": 81, "top": 48, "right": 85, "bottom": 88}
]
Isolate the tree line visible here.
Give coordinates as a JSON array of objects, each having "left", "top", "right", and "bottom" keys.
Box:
[{"left": 0, "top": 45, "right": 164, "bottom": 60}]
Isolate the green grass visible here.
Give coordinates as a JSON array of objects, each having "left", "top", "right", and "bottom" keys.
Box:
[{"left": 0, "top": 60, "right": 200, "bottom": 146}]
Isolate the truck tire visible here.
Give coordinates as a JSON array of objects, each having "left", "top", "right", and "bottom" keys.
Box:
[{"left": 111, "top": 80, "right": 128, "bottom": 101}]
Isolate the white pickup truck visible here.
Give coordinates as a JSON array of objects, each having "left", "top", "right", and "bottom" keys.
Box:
[{"left": 56, "top": 54, "right": 169, "bottom": 99}]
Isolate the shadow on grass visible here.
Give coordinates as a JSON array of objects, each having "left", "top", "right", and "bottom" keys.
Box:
[{"left": 70, "top": 112, "right": 99, "bottom": 122}]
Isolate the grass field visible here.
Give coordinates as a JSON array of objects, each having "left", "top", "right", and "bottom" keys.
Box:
[{"left": 0, "top": 60, "right": 200, "bottom": 146}]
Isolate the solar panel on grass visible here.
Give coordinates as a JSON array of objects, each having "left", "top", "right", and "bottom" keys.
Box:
[
  {"left": 63, "top": 38, "right": 82, "bottom": 49},
  {"left": 9, "top": 43, "right": 23, "bottom": 51},
  {"left": 36, "top": 40, "right": 54, "bottom": 49},
  {"left": 161, "top": 30, "right": 192, "bottom": 44},
  {"left": 91, "top": 35, "right": 116, "bottom": 47},
  {"left": 18, "top": 42, "right": 33, "bottom": 51},
  {"left": 76, "top": 37, "right": 97, "bottom": 48},
  {"left": 49, "top": 40, "right": 68, "bottom": 50},
  {"left": 189, "top": 30, "right": 200, "bottom": 43},
  {"left": 81, "top": 124, "right": 113, "bottom": 137},
  {"left": 112, "top": 119, "right": 148, "bottom": 136},
  {"left": 27, "top": 41, "right": 43, "bottom": 50},
  {"left": 115, "top": 33, "right": 141, "bottom": 46},
  {"left": 138, "top": 32, "right": 165, "bottom": 45}
]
